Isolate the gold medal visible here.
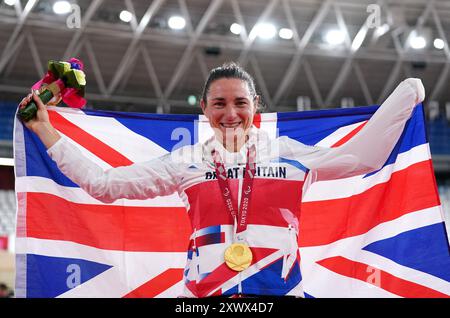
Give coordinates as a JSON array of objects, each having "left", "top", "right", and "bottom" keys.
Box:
[{"left": 224, "top": 243, "right": 253, "bottom": 271}]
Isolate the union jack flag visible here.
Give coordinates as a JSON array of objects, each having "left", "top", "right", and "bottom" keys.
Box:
[{"left": 13, "top": 104, "right": 450, "bottom": 298}]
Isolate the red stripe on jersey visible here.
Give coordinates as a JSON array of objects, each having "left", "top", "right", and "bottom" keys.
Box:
[
  {"left": 318, "top": 256, "right": 449, "bottom": 298},
  {"left": 331, "top": 121, "right": 367, "bottom": 147},
  {"left": 25, "top": 192, "right": 191, "bottom": 251},
  {"left": 48, "top": 110, "right": 134, "bottom": 167},
  {"left": 185, "top": 178, "right": 304, "bottom": 229},
  {"left": 196, "top": 232, "right": 225, "bottom": 248},
  {"left": 299, "top": 160, "right": 440, "bottom": 247},
  {"left": 188, "top": 263, "right": 239, "bottom": 298},
  {"left": 123, "top": 268, "right": 184, "bottom": 298},
  {"left": 188, "top": 247, "right": 276, "bottom": 297}
]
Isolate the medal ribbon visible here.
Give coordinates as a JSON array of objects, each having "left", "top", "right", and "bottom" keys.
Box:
[{"left": 213, "top": 144, "right": 256, "bottom": 236}]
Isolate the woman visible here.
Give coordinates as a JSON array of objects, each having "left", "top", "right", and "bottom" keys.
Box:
[{"left": 19, "top": 62, "right": 425, "bottom": 297}]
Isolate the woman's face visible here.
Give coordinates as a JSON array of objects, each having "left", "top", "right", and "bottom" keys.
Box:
[{"left": 201, "top": 78, "right": 258, "bottom": 146}]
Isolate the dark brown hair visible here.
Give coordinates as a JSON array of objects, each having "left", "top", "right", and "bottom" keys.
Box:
[{"left": 201, "top": 62, "right": 257, "bottom": 104}]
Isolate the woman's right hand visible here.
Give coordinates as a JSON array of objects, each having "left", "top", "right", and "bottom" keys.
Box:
[
  {"left": 18, "top": 91, "right": 52, "bottom": 134},
  {"left": 18, "top": 91, "right": 61, "bottom": 148}
]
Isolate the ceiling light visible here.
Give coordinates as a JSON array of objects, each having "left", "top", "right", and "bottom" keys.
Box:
[
  {"left": 53, "top": 1, "right": 71, "bottom": 15},
  {"left": 409, "top": 32, "right": 427, "bottom": 49},
  {"left": 187, "top": 95, "right": 197, "bottom": 106},
  {"left": 324, "top": 29, "right": 345, "bottom": 45},
  {"left": 434, "top": 38, "right": 445, "bottom": 50},
  {"left": 253, "top": 23, "right": 276, "bottom": 40},
  {"left": 230, "top": 23, "right": 242, "bottom": 35},
  {"left": 4, "top": 0, "right": 16, "bottom": 6},
  {"left": 374, "top": 23, "right": 390, "bottom": 38},
  {"left": 279, "top": 28, "right": 293, "bottom": 40},
  {"left": 168, "top": 16, "right": 186, "bottom": 30},
  {"left": 119, "top": 10, "right": 133, "bottom": 23}
]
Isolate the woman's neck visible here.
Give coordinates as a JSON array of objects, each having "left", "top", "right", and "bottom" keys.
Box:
[{"left": 221, "top": 134, "right": 249, "bottom": 153}]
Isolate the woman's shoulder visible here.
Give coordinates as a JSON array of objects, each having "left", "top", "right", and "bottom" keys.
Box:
[{"left": 166, "top": 142, "right": 204, "bottom": 167}]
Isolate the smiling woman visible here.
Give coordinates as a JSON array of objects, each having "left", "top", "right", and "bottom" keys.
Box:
[
  {"left": 17, "top": 61, "right": 425, "bottom": 298},
  {"left": 200, "top": 63, "right": 260, "bottom": 153}
]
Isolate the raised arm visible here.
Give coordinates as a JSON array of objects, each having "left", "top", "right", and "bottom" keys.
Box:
[
  {"left": 19, "top": 92, "right": 181, "bottom": 203},
  {"left": 46, "top": 138, "right": 180, "bottom": 203},
  {"left": 19, "top": 92, "right": 62, "bottom": 148},
  {"left": 284, "top": 78, "right": 425, "bottom": 182}
]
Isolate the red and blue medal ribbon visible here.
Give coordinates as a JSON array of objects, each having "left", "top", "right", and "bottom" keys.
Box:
[{"left": 212, "top": 144, "right": 256, "bottom": 236}]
